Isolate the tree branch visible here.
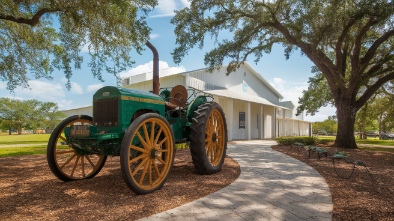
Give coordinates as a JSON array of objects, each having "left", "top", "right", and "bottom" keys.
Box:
[
  {"left": 335, "top": 18, "right": 356, "bottom": 71},
  {"left": 352, "top": 18, "right": 378, "bottom": 67},
  {"left": 360, "top": 29, "right": 394, "bottom": 69},
  {"left": 356, "top": 72, "right": 394, "bottom": 109},
  {"left": 0, "top": 8, "right": 61, "bottom": 26}
]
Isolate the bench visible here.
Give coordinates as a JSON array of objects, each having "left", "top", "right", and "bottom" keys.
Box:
[
  {"left": 330, "top": 152, "right": 373, "bottom": 179},
  {"left": 291, "top": 142, "right": 305, "bottom": 151},
  {"left": 304, "top": 146, "right": 329, "bottom": 159}
]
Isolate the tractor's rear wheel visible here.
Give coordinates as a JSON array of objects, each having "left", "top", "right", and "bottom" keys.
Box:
[
  {"left": 120, "top": 113, "right": 175, "bottom": 194},
  {"left": 190, "top": 102, "right": 227, "bottom": 174},
  {"left": 47, "top": 115, "right": 107, "bottom": 181}
]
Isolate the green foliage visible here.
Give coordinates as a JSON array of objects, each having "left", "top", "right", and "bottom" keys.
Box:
[
  {"left": 175, "top": 142, "right": 190, "bottom": 149},
  {"left": 0, "top": 0, "right": 157, "bottom": 90},
  {"left": 0, "top": 98, "right": 64, "bottom": 134},
  {"left": 297, "top": 72, "right": 333, "bottom": 116},
  {"left": 318, "top": 139, "right": 334, "bottom": 145},
  {"left": 312, "top": 116, "right": 338, "bottom": 134},
  {"left": 276, "top": 136, "right": 318, "bottom": 146}
]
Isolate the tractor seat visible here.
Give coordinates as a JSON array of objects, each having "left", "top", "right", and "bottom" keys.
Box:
[{"left": 165, "top": 85, "right": 188, "bottom": 110}]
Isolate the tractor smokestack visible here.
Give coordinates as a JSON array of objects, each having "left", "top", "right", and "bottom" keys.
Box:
[{"left": 146, "top": 41, "right": 160, "bottom": 95}]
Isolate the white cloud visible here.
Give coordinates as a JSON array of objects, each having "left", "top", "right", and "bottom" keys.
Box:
[
  {"left": 87, "top": 84, "right": 104, "bottom": 93},
  {"left": 269, "top": 77, "right": 306, "bottom": 105},
  {"left": 150, "top": 33, "right": 159, "bottom": 39},
  {"left": 14, "top": 80, "right": 65, "bottom": 101},
  {"left": 151, "top": 0, "right": 191, "bottom": 17},
  {"left": 57, "top": 99, "right": 74, "bottom": 110},
  {"left": 0, "top": 82, "right": 6, "bottom": 90},
  {"left": 70, "top": 82, "right": 84, "bottom": 95},
  {"left": 304, "top": 106, "right": 337, "bottom": 122},
  {"left": 269, "top": 77, "right": 336, "bottom": 122},
  {"left": 272, "top": 77, "right": 285, "bottom": 85},
  {"left": 157, "top": 0, "right": 177, "bottom": 15},
  {"left": 180, "top": 0, "right": 191, "bottom": 7},
  {"left": 119, "top": 61, "right": 186, "bottom": 78}
]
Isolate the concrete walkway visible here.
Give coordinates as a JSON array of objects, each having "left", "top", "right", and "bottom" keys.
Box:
[{"left": 139, "top": 140, "right": 333, "bottom": 221}]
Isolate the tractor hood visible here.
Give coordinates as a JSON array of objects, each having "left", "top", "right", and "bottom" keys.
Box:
[{"left": 93, "top": 86, "right": 164, "bottom": 104}]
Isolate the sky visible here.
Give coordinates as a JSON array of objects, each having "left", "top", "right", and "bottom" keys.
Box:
[{"left": 0, "top": 0, "right": 335, "bottom": 122}]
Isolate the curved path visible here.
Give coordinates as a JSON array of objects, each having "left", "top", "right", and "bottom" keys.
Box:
[{"left": 139, "top": 140, "right": 333, "bottom": 221}]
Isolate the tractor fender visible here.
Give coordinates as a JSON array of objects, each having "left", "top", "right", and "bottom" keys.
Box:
[{"left": 186, "top": 96, "right": 208, "bottom": 122}]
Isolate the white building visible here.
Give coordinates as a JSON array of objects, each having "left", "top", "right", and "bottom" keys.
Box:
[{"left": 63, "top": 62, "right": 311, "bottom": 140}]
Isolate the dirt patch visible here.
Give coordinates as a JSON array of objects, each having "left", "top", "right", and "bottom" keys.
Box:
[
  {"left": 0, "top": 149, "right": 240, "bottom": 221},
  {"left": 272, "top": 145, "right": 394, "bottom": 221}
]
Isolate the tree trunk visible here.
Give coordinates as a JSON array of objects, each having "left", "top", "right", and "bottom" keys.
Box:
[{"left": 334, "top": 104, "right": 358, "bottom": 148}]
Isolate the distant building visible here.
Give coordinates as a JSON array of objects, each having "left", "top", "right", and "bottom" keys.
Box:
[{"left": 62, "top": 62, "right": 311, "bottom": 140}]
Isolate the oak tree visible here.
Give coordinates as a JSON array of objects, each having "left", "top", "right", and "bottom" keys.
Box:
[{"left": 172, "top": 0, "right": 394, "bottom": 148}]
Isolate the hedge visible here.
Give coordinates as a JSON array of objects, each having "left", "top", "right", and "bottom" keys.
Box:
[{"left": 276, "top": 136, "right": 318, "bottom": 145}]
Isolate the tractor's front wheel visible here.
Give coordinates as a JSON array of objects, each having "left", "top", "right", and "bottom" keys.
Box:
[
  {"left": 190, "top": 102, "right": 227, "bottom": 174},
  {"left": 47, "top": 115, "right": 107, "bottom": 181},
  {"left": 120, "top": 113, "right": 175, "bottom": 194}
]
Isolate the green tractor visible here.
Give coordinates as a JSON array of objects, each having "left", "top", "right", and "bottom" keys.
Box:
[{"left": 46, "top": 42, "right": 228, "bottom": 194}]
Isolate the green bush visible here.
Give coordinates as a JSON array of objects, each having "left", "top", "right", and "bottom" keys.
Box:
[
  {"left": 318, "top": 138, "right": 334, "bottom": 145},
  {"left": 276, "top": 136, "right": 318, "bottom": 145}
]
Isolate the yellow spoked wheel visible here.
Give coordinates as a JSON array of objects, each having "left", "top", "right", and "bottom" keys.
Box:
[
  {"left": 120, "top": 113, "right": 175, "bottom": 194},
  {"left": 47, "top": 115, "right": 107, "bottom": 181},
  {"left": 190, "top": 102, "right": 227, "bottom": 174}
]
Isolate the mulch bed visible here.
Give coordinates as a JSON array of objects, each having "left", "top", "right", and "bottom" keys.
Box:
[
  {"left": 0, "top": 149, "right": 240, "bottom": 221},
  {"left": 272, "top": 145, "right": 394, "bottom": 221}
]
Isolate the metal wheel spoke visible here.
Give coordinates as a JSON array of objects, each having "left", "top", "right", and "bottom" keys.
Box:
[
  {"left": 59, "top": 153, "right": 77, "bottom": 169},
  {"left": 85, "top": 155, "right": 95, "bottom": 167},
  {"left": 56, "top": 150, "right": 75, "bottom": 154},
  {"left": 156, "top": 137, "right": 168, "bottom": 147},
  {"left": 59, "top": 135, "right": 67, "bottom": 142},
  {"left": 152, "top": 160, "right": 161, "bottom": 177},
  {"left": 129, "top": 154, "right": 146, "bottom": 164},
  {"left": 150, "top": 121, "right": 156, "bottom": 146},
  {"left": 157, "top": 156, "right": 166, "bottom": 165},
  {"left": 70, "top": 155, "right": 80, "bottom": 177},
  {"left": 136, "top": 131, "right": 149, "bottom": 149},
  {"left": 157, "top": 149, "right": 168, "bottom": 153},
  {"left": 81, "top": 156, "right": 86, "bottom": 177},
  {"left": 139, "top": 160, "right": 150, "bottom": 185},
  {"left": 130, "top": 144, "right": 148, "bottom": 154},
  {"left": 142, "top": 124, "right": 150, "bottom": 145},
  {"left": 132, "top": 157, "right": 149, "bottom": 176},
  {"left": 153, "top": 127, "right": 163, "bottom": 145},
  {"left": 148, "top": 160, "right": 153, "bottom": 186}
]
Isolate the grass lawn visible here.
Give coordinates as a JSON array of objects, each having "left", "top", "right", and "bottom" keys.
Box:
[
  {"left": 0, "top": 145, "right": 48, "bottom": 157},
  {"left": 1, "top": 134, "right": 393, "bottom": 157},
  {"left": 0, "top": 134, "right": 50, "bottom": 145},
  {"left": 0, "top": 134, "right": 50, "bottom": 157}
]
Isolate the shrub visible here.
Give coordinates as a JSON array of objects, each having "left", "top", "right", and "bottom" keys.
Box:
[
  {"left": 276, "top": 136, "right": 318, "bottom": 145},
  {"left": 318, "top": 138, "right": 334, "bottom": 145}
]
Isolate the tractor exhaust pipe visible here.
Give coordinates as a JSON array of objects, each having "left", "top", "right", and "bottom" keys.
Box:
[{"left": 146, "top": 41, "right": 160, "bottom": 95}]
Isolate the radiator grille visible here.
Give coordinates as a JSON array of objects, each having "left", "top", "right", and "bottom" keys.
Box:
[{"left": 93, "top": 97, "right": 119, "bottom": 127}]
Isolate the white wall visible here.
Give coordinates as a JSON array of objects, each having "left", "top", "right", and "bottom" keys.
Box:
[{"left": 62, "top": 106, "right": 93, "bottom": 117}]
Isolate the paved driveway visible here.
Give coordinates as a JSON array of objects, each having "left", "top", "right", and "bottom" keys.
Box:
[{"left": 139, "top": 140, "right": 333, "bottom": 221}]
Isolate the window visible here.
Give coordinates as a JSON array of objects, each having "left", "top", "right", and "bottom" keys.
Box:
[{"left": 239, "top": 112, "right": 245, "bottom": 129}]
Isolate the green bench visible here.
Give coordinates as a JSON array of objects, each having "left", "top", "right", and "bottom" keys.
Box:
[{"left": 306, "top": 146, "right": 329, "bottom": 159}]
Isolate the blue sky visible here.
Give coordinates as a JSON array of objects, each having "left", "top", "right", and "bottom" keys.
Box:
[{"left": 0, "top": 0, "right": 335, "bottom": 122}]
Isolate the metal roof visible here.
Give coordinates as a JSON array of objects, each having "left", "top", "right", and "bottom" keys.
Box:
[{"left": 204, "top": 89, "right": 289, "bottom": 109}]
